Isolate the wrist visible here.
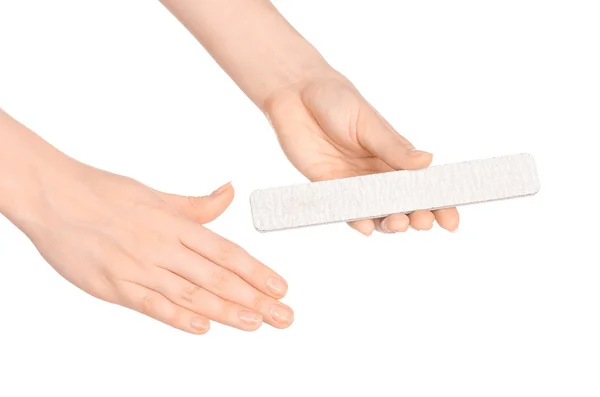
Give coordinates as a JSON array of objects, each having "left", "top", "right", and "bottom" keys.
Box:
[
  {"left": 253, "top": 43, "right": 329, "bottom": 111},
  {"left": 0, "top": 111, "right": 71, "bottom": 225},
  {"left": 162, "top": 0, "right": 330, "bottom": 111}
]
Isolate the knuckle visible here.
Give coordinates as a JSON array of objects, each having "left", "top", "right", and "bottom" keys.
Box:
[
  {"left": 92, "top": 282, "right": 119, "bottom": 304},
  {"left": 187, "top": 195, "right": 205, "bottom": 209},
  {"left": 140, "top": 293, "right": 155, "bottom": 316},
  {"left": 210, "top": 267, "right": 230, "bottom": 290},
  {"left": 84, "top": 272, "right": 118, "bottom": 303},
  {"left": 181, "top": 283, "right": 201, "bottom": 304},
  {"left": 165, "top": 306, "right": 179, "bottom": 325},
  {"left": 247, "top": 261, "right": 267, "bottom": 281},
  {"left": 250, "top": 294, "right": 264, "bottom": 311},
  {"left": 216, "top": 242, "right": 240, "bottom": 264}
]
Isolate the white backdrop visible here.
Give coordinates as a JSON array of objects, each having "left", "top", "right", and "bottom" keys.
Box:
[{"left": 1, "top": 1, "right": 599, "bottom": 396}]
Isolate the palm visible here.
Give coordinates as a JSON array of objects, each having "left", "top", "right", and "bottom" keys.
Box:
[
  {"left": 265, "top": 70, "right": 458, "bottom": 235},
  {"left": 265, "top": 69, "right": 459, "bottom": 235},
  {"left": 268, "top": 76, "right": 393, "bottom": 181}
]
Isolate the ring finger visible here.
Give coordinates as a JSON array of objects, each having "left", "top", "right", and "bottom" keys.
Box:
[{"left": 146, "top": 266, "right": 264, "bottom": 331}]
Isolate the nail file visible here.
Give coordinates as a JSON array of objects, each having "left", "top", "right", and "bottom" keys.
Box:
[{"left": 250, "top": 153, "right": 540, "bottom": 232}]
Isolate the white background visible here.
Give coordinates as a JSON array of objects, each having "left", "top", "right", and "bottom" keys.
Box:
[{"left": 1, "top": 1, "right": 599, "bottom": 396}]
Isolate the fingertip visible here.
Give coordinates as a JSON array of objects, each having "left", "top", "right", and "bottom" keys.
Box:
[
  {"left": 190, "top": 317, "right": 211, "bottom": 334},
  {"left": 402, "top": 150, "right": 433, "bottom": 169},
  {"left": 269, "top": 304, "right": 295, "bottom": 329},
  {"left": 210, "top": 181, "right": 234, "bottom": 198},
  {"left": 433, "top": 208, "right": 460, "bottom": 232},
  {"left": 349, "top": 220, "right": 375, "bottom": 236},
  {"left": 271, "top": 318, "right": 294, "bottom": 329},
  {"left": 266, "top": 276, "right": 288, "bottom": 299},
  {"left": 380, "top": 214, "right": 410, "bottom": 233},
  {"left": 238, "top": 310, "right": 264, "bottom": 331},
  {"left": 185, "top": 182, "right": 234, "bottom": 224},
  {"left": 409, "top": 210, "right": 435, "bottom": 230},
  {"left": 420, "top": 220, "right": 434, "bottom": 231},
  {"left": 392, "top": 214, "right": 411, "bottom": 232},
  {"left": 246, "top": 321, "right": 264, "bottom": 332},
  {"left": 408, "top": 149, "right": 433, "bottom": 158},
  {"left": 378, "top": 218, "right": 392, "bottom": 234}
]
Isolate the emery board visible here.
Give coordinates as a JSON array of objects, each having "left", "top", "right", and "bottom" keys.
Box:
[{"left": 250, "top": 153, "right": 540, "bottom": 232}]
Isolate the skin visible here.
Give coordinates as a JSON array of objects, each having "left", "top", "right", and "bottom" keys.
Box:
[
  {"left": 264, "top": 69, "right": 459, "bottom": 235},
  {"left": 161, "top": 0, "right": 460, "bottom": 235},
  {"left": 0, "top": 110, "right": 292, "bottom": 334},
  {"left": 0, "top": 0, "right": 460, "bottom": 334}
]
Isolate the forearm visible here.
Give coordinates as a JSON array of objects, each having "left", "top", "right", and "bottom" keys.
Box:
[{"left": 160, "top": 0, "right": 329, "bottom": 110}]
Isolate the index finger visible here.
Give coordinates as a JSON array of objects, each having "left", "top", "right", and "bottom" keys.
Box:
[{"left": 177, "top": 221, "right": 289, "bottom": 299}]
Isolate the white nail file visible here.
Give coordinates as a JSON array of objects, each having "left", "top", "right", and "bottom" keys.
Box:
[{"left": 250, "top": 153, "right": 540, "bottom": 232}]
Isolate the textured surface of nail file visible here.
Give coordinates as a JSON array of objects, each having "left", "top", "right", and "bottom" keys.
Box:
[{"left": 250, "top": 153, "right": 540, "bottom": 232}]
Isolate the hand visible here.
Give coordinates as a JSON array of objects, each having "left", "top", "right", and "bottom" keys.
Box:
[
  {"left": 263, "top": 67, "right": 460, "bottom": 236},
  {"left": 16, "top": 161, "right": 293, "bottom": 334}
]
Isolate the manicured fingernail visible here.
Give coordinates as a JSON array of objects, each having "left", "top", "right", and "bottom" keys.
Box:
[
  {"left": 190, "top": 317, "right": 209, "bottom": 332},
  {"left": 408, "top": 149, "right": 432, "bottom": 157},
  {"left": 211, "top": 182, "right": 231, "bottom": 196},
  {"left": 270, "top": 304, "right": 294, "bottom": 325},
  {"left": 267, "top": 277, "right": 288, "bottom": 297},
  {"left": 238, "top": 310, "right": 262, "bottom": 327}
]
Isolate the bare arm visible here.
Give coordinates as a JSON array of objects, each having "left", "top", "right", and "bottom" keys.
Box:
[
  {"left": 160, "top": 0, "right": 460, "bottom": 234},
  {"left": 160, "top": 0, "right": 328, "bottom": 109},
  {"left": 0, "top": 108, "right": 293, "bottom": 333}
]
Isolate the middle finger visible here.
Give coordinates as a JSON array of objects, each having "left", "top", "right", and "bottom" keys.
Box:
[{"left": 164, "top": 248, "right": 294, "bottom": 329}]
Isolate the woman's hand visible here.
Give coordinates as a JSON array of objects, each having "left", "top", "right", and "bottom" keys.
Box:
[
  {"left": 8, "top": 159, "right": 293, "bottom": 334},
  {"left": 263, "top": 67, "right": 460, "bottom": 236},
  {"left": 159, "top": 2, "right": 459, "bottom": 236}
]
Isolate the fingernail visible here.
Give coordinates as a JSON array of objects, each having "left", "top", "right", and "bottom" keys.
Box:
[
  {"left": 190, "top": 317, "right": 209, "bottom": 332},
  {"left": 270, "top": 304, "right": 294, "bottom": 325},
  {"left": 408, "top": 149, "right": 432, "bottom": 157},
  {"left": 380, "top": 218, "right": 392, "bottom": 233},
  {"left": 211, "top": 182, "right": 231, "bottom": 196},
  {"left": 267, "top": 277, "right": 288, "bottom": 297},
  {"left": 238, "top": 310, "right": 262, "bottom": 327}
]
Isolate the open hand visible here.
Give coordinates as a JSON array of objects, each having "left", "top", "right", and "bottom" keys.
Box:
[{"left": 16, "top": 161, "right": 293, "bottom": 334}]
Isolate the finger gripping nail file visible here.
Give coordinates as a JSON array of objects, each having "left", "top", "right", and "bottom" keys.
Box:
[{"left": 250, "top": 153, "right": 540, "bottom": 232}]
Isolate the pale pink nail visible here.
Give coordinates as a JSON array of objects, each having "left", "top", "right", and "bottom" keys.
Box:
[
  {"left": 190, "top": 317, "right": 209, "bottom": 332},
  {"left": 238, "top": 310, "right": 262, "bottom": 327},
  {"left": 267, "top": 277, "right": 288, "bottom": 297},
  {"left": 270, "top": 305, "right": 294, "bottom": 325},
  {"left": 211, "top": 182, "right": 232, "bottom": 196},
  {"left": 408, "top": 149, "right": 432, "bottom": 157},
  {"left": 380, "top": 218, "right": 392, "bottom": 233}
]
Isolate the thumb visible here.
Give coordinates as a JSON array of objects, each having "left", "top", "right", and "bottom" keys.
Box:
[
  {"left": 358, "top": 106, "right": 433, "bottom": 170},
  {"left": 157, "top": 182, "right": 234, "bottom": 224}
]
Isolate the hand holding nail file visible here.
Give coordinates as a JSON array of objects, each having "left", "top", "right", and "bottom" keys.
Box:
[{"left": 250, "top": 153, "right": 540, "bottom": 232}]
